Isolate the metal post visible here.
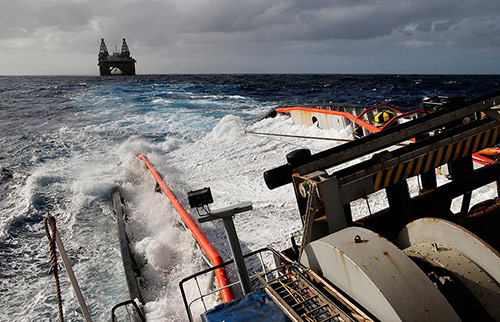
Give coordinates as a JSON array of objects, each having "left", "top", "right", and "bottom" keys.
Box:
[
  {"left": 198, "top": 202, "right": 253, "bottom": 296},
  {"left": 221, "top": 217, "right": 252, "bottom": 295},
  {"left": 417, "top": 133, "right": 437, "bottom": 190}
]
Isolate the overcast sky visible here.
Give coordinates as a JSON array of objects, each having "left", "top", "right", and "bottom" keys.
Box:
[{"left": 1, "top": 0, "right": 500, "bottom": 75}]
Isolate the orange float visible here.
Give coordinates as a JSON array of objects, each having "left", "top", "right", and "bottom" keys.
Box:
[{"left": 137, "top": 154, "right": 234, "bottom": 303}]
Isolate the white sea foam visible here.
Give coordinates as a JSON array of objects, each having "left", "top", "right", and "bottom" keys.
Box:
[
  {"left": 151, "top": 98, "right": 174, "bottom": 105},
  {"left": 4, "top": 77, "right": 499, "bottom": 322}
]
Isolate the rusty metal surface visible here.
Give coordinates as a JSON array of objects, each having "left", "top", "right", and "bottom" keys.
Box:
[
  {"left": 301, "top": 227, "right": 460, "bottom": 322},
  {"left": 396, "top": 218, "right": 500, "bottom": 284},
  {"left": 404, "top": 242, "right": 500, "bottom": 319},
  {"left": 459, "top": 199, "right": 500, "bottom": 251}
]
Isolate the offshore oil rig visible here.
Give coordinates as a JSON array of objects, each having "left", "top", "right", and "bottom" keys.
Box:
[{"left": 98, "top": 38, "right": 136, "bottom": 75}]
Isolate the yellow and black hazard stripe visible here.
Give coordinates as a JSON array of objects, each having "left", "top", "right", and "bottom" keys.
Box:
[{"left": 372, "top": 127, "right": 500, "bottom": 192}]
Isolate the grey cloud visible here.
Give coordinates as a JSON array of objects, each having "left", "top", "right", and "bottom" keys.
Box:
[
  {"left": 1, "top": 0, "right": 500, "bottom": 74},
  {"left": 0, "top": 1, "right": 92, "bottom": 37},
  {"left": 3, "top": 0, "right": 500, "bottom": 43},
  {"left": 434, "top": 20, "right": 456, "bottom": 32},
  {"left": 416, "top": 21, "right": 432, "bottom": 33}
]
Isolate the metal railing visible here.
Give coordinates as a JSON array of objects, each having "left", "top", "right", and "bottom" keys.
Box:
[
  {"left": 179, "top": 247, "right": 286, "bottom": 321},
  {"left": 111, "top": 299, "right": 145, "bottom": 322}
]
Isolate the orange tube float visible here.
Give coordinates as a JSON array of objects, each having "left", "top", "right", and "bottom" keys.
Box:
[{"left": 137, "top": 154, "right": 234, "bottom": 303}]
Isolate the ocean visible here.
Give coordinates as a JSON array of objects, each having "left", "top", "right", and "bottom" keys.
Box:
[{"left": 1, "top": 74, "right": 500, "bottom": 321}]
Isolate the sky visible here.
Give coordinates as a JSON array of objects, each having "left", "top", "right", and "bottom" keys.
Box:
[{"left": 1, "top": 0, "right": 500, "bottom": 75}]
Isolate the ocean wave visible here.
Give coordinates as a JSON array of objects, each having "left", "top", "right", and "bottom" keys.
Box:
[{"left": 2, "top": 74, "right": 500, "bottom": 321}]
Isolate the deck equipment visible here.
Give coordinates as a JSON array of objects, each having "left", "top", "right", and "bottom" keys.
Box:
[
  {"left": 182, "top": 90, "right": 500, "bottom": 321},
  {"left": 263, "top": 90, "right": 500, "bottom": 320}
]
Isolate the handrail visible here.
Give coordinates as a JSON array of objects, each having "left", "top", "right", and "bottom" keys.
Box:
[
  {"left": 137, "top": 154, "right": 233, "bottom": 303},
  {"left": 179, "top": 247, "right": 279, "bottom": 322},
  {"left": 379, "top": 108, "right": 425, "bottom": 131},
  {"left": 111, "top": 300, "right": 145, "bottom": 322},
  {"left": 276, "top": 106, "right": 380, "bottom": 134}
]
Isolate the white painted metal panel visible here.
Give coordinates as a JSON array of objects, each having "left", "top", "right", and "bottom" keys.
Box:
[{"left": 301, "top": 226, "right": 460, "bottom": 322}]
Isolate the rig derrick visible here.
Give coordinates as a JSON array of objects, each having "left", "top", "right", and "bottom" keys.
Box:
[{"left": 98, "top": 38, "right": 136, "bottom": 75}]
